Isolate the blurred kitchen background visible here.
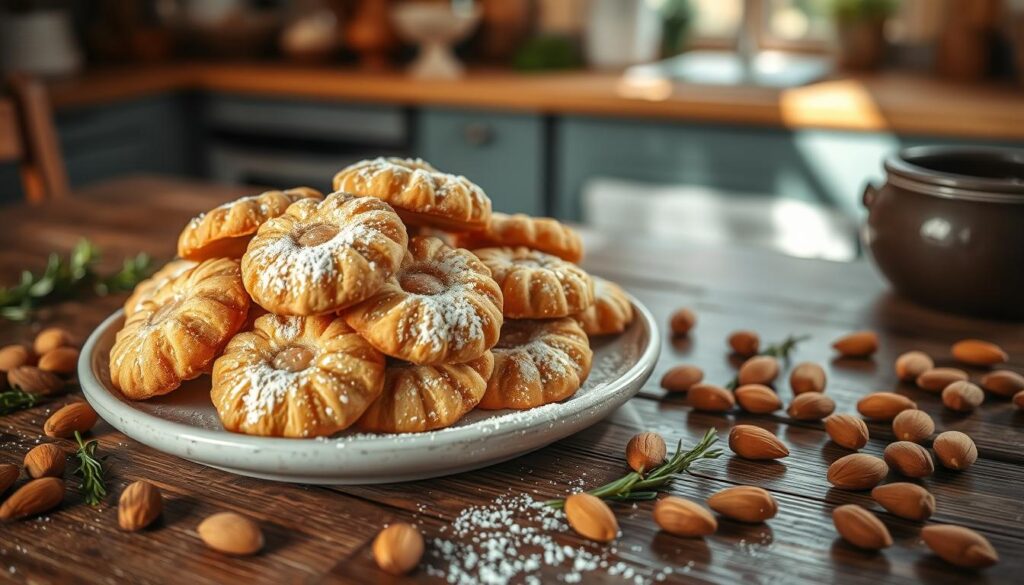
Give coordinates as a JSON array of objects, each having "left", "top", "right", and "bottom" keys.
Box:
[{"left": 2, "top": 0, "right": 1023, "bottom": 262}]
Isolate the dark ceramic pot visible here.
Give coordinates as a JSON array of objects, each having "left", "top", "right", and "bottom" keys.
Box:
[{"left": 862, "top": 146, "right": 1024, "bottom": 320}]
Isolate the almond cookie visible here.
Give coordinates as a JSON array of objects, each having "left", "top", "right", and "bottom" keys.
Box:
[
  {"left": 343, "top": 236, "right": 503, "bottom": 365},
  {"left": 575, "top": 277, "right": 634, "bottom": 336},
  {"left": 211, "top": 314, "right": 386, "bottom": 437},
  {"left": 123, "top": 259, "right": 197, "bottom": 318},
  {"left": 477, "top": 318, "right": 593, "bottom": 410},
  {"left": 242, "top": 192, "right": 408, "bottom": 316},
  {"left": 455, "top": 213, "right": 583, "bottom": 263},
  {"left": 473, "top": 247, "right": 595, "bottom": 319},
  {"left": 110, "top": 258, "right": 250, "bottom": 400},
  {"left": 333, "top": 157, "right": 491, "bottom": 231},
  {"left": 177, "top": 187, "right": 323, "bottom": 261},
  {"left": 357, "top": 351, "right": 494, "bottom": 433}
]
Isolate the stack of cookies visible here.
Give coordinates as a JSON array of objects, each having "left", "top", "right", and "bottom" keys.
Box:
[{"left": 109, "top": 158, "right": 636, "bottom": 438}]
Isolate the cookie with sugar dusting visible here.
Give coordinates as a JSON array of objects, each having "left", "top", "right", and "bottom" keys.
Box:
[
  {"left": 343, "top": 236, "right": 503, "bottom": 365},
  {"left": 242, "top": 192, "right": 408, "bottom": 316},
  {"left": 178, "top": 187, "right": 323, "bottom": 261},
  {"left": 211, "top": 314, "right": 386, "bottom": 437},
  {"left": 478, "top": 318, "right": 592, "bottom": 410},
  {"left": 110, "top": 258, "right": 250, "bottom": 400},
  {"left": 473, "top": 247, "right": 595, "bottom": 319},
  {"left": 123, "top": 258, "right": 197, "bottom": 318},
  {"left": 574, "top": 277, "right": 634, "bottom": 336},
  {"left": 357, "top": 351, "right": 494, "bottom": 433},
  {"left": 332, "top": 157, "right": 491, "bottom": 231},
  {"left": 455, "top": 213, "right": 583, "bottom": 263}
]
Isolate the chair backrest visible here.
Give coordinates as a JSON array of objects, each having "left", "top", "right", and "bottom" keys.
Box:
[{"left": 0, "top": 74, "right": 69, "bottom": 203}]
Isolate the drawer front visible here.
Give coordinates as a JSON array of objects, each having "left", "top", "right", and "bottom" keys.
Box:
[{"left": 415, "top": 108, "right": 545, "bottom": 216}]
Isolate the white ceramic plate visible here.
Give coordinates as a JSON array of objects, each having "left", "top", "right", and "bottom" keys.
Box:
[{"left": 78, "top": 297, "right": 659, "bottom": 485}]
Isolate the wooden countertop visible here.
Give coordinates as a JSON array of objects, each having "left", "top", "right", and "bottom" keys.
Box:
[
  {"left": 1, "top": 176, "right": 1023, "bottom": 583},
  {"left": 47, "top": 63, "right": 1024, "bottom": 140}
]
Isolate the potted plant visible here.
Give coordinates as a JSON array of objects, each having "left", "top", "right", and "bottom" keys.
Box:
[{"left": 832, "top": 0, "right": 898, "bottom": 70}]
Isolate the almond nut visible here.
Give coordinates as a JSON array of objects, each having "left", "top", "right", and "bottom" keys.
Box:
[
  {"left": 894, "top": 351, "right": 933, "bottom": 382},
  {"left": 24, "top": 443, "right": 66, "bottom": 479},
  {"left": 0, "top": 463, "right": 18, "bottom": 494},
  {"left": 564, "top": 493, "right": 618, "bottom": 542},
  {"left": 737, "top": 355, "right": 779, "bottom": 386},
  {"left": 941, "top": 381, "right": 984, "bottom": 412},
  {"left": 197, "top": 512, "right": 264, "bottom": 555},
  {"left": 832, "top": 504, "right": 892, "bottom": 550},
  {"left": 706, "top": 486, "right": 778, "bottom": 523},
  {"left": 871, "top": 482, "right": 935, "bottom": 521},
  {"left": 0, "top": 477, "right": 64, "bottom": 520},
  {"left": 373, "top": 522, "right": 424, "bottom": 575},
  {"left": 8, "top": 365, "right": 64, "bottom": 396},
  {"left": 883, "top": 441, "right": 934, "bottom": 478},
  {"left": 118, "top": 480, "right": 163, "bottom": 531},
  {"left": 44, "top": 402, "right": 99, "bottom": 438},
  {"left": 728, "top": 425, "right": 789, "bottom": 460},
  {"left": 920, "top": 524, "right": 998, "bottom": 569},
  {"left": 979, "top": 370, "right": 1024, "bottom": 398},
  {"left": 33, "top": 327, "right": 74, "bottom": 356},
  {"left": 790, "top": 362, "right": 826, "bottom": 394},
  {"left": 827, "top": 453, "right": 888, "bottom": 490},
  {"left": 823, "top": 414, "right": 869, "bottom": 450},
  {"left": 951, "top": 339, "right": 1008, "bottom": 367},
  {"left": 660, "top": 365, "right": 703, "bottom": 393},
  {"left": 727, "top": 330, "right": 760, "bottom": 357},
  {"left": 0, "top": 344, "right": 33, "bottom": 372},
  {"left": 832, "top": 331, "right": 878, "bottom": 358},
  {"left": 856, "top": 392, "right": 917, "bottom": 421},
  {"left": 653, "top": 496, "right": 717, "bottom": 537},
  {"left": 891, "top": 409, "right": 934, "bottom": 443},
  {"left": 626, "top": 432, "right": 667, "bottom": 473},
  {"left": 787, "top": 392, "right": 835, "bottom": 421},
  {"left": 734, "top": 384, "right": 781, "bottom": 414},
  {"left": 669, "top": 309, "right": 696, "bottom": 336},
  {"left": 38, "top": 347, "right": 79, "bottom": 375},
  {"left": 688, "top": 384, "right": 735, "bottom": 413},
  {"left": 916, "top": 368, "right": 968, "bottom": 392},
  {"left": 932, "top": 431, "right": 977, "bottom": 471}
]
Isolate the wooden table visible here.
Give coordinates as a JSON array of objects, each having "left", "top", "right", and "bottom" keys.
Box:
[{"left": 1, "top": 177, "right": 1021, "bottom": 584}]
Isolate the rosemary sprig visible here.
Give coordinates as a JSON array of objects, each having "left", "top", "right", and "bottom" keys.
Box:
[
  {"left": 546, "top": 428, "right": 722, "bottom": 508},
  {"left": 73, "top": 431, "right": 107, "bottom": 506},
  {"left": 0, "top": 387, "right": 39, "bottom": 415},
  {"left": 725, "top": 334, "right": 810, "bottom": 389}
]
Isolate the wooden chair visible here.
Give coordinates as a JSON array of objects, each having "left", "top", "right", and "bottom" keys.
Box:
[{"left": 0, "top": 74, "right": 70, "bottom": 203}]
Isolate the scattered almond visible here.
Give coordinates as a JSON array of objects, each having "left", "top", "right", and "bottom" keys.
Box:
[
  {"left": 941, "top": 380, "right": 984, "bottom": 412},
  {"left": 727, "top": 330, "right": 760, "bottom": 357},
  {"left": 787, "top": 392, "right": 835, "bottom": 421},
  {"left": 197, "top": 512, "right": 264, "bottom": 555},
  {"left": 0, "top": 344, "right": 33, "bottom": 372},
  {"left": 706, "top": 486, "right": 778, "bottom": 523},
  {"left": 564, "top": 493, "right": 618, "bottom": 543},
  {"left": 979, "top": 370, "right": 1024, "bottom": 398},
  {"left": 856, "top": 392, "right": 917, "bottom": 421},
  {"left": 373, "top": 522, "right": 424, "bottom": 575},
  {"left": 932, "top": 431, "right": 977, "bottom": 471},
  {"left": 660, "top": 365, "right": 703, "bottom": 393},
  {"left": 734, "top": 384, "right": 782, "bottom": 414},
  {"left": 44, "top": 402, "right": 98, "bottom": 438},
  {"left": 883, "top": 441, "right": 934, "bottom": 478},
  {"left": 832, "top": 331, "right": 878, "bottom": 358},
  {"left": 688, "top": 384, "right": 735, "bottom": 413},
  {"left": 0, "top": 463, "right": 18, "bottom": 494},
  {"left": 669, "top": 309, "right": 696, "bottom": 336},
  {"left": 920, "top": 524, "right": 998, "bottom": 569},
  {"left": 653, "top": 496, "right": 717, "bottom": 537},
  {"left": 626, "top": 432, "right": 667, "bottom": 473},
  {"left": 33, "top": 327, "right": 74, "bottom": 356},
  {"left": 24, "top": 443, "right": 66, "bottom": 479},
  {"left": 894, "top": 351, "right": 933, "bottom": 382},
  {"left": 0, "top": 477, "right": 64, "bottom": 520},
  {"left": 737, "top": 355, "right": 779, "bottom": 386},
  {"left": 916, "top": 367, "right": 968, "bottom": 392},
  {"left": 827, "top": 453, "right": 888, "bottom": 490},
  {"left": 789, "top": 362, "right": 826, "bottom": 394},
  {"left": 118, "top": 481, "right": 163, "bottom": 532},
  {"left": 728, "top": 425, "right": 789, "bottom": 460},
  {"left": 871, "top": 482, "right": 935, "bottom": 521},
  {"left": 951, "top": 339, "right": 1008, "bottom": 367},
  {"left": 823, "top": 414, "right": 869, "bottom": 450},
  {"left": 37, "top": 347, "right": 79, "bottom": 375},
  {"left": 8, "top": 365, "right": 64, "bottom": 396},
  {"left": 832, "top": 504, "right": 892, "bottom": 550},
  {"left": 891, "top": 409, "right": 934, "bottom": 443}
]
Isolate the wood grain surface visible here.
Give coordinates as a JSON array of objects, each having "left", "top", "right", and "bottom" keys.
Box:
[{"left": 0, "top": 177, "right": 1021, "bottom": 584}]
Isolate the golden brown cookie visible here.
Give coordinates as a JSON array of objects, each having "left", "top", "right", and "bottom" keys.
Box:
[
  {"left": 242, "top": 192, "right": 408, "bottom": 316},
  {"left": 177, "top": 187, "right": 323, "bottom": 261},
  {"left": 343, "top": 236, "right": 503, "bottom": 365},
  {"left": 477, "top": 318, "right": 593, "bottom": 410},
  {"left": 333, "top": 157, "right": 491, "bottom": 231},
  {"left": 211, "top": 314, "right": 386, "bottom": 438},
  {"left": 575, "top": 277, "right": 634, "bottom": 336},
  {"left": 110, "top": 258, "right": 250, "bottom": 400},
  {"left": 123, "top": 259, "right": 197, "bottom": 318},
  {"left": 455, "top": 213, "right": 583, "bottom": 263},
  {"left": 473, "top": 247, "right": 595, "bottom": 319}
]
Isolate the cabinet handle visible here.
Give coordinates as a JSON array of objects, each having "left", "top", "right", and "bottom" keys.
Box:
[{"left": 463, "top": 122, "right": 494, "bottom": 147}]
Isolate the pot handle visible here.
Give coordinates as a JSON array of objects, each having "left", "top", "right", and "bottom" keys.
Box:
[{"left": 862, "top": 182, "right": 879, "bottom": 208}]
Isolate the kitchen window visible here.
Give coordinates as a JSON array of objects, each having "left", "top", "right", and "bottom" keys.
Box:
[{"left": 689, "top": 0, "right": 833, "bottom": 52}]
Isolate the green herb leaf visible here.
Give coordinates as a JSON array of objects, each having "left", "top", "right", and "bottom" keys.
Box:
[
  {"left": 73, "top": 431, "right": 107, "bottom": 506},
  {"left": 0, "top": 388, "right": 39, "bottom": 415}
]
